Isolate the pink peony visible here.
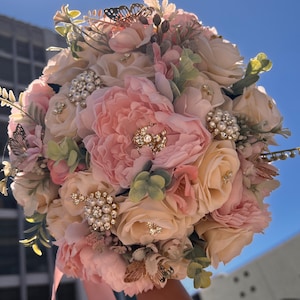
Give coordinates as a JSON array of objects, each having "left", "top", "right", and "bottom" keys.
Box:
[{"left": 78, "top": 76, "right": 211, "bottom": 189}]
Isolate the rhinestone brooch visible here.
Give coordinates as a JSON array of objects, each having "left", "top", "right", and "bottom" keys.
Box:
[
  {"left": 68, "top": 69, "right": 103, "bottom": 108},
  {"left": 71, "top": 190, "right": 118, "bottom": 232},
  {"left": 133, "top": 124, "right": 167, "bottom": 154}
]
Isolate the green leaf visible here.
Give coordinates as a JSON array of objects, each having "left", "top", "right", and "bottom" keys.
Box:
[
  {"left": 32, "top": 243, "right": 42, "bottom": 256},
  {"left": 148, "top": 185, "right": 165, "bottom": 201},
  {"left": 55, "top": 26, "right": 67, "bottom": 37},
  {"left": 68, "top": 10, "right": 81, "bottom": 18},
  {"left": 67, "top": 149, "right": 78, "bottom": 167},
  {"left": 149, "top": 175, "right": 166, "bottom": 189}
]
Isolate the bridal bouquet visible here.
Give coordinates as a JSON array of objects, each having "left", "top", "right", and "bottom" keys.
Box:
[{"left": 0, "top": 0, "right": 293, "bottom": 296}]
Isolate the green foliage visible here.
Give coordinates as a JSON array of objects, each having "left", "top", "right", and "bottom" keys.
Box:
[
  {"left": 53, "top": 5, "right": 111, "bottom": 58},
  {"left": 0, "top": 87, "right": 37, "bottom": 123},
  {"left": 129, "top": 169, "right": 171, "bottom": 202},
  {"left": 47, "top": 137, "right": 85, "bottom": 173},
  {"left": 170, "top": 48, "right": 202, "bottom": 98},
  {"left": 20, "top": 212, "right": 52, "bottom": 256},
  {"left": 230, "top": 52, "right": 273, "bottom": 96},
  {"left": 185, "top": 234, "right": 212, "bottom": 289}
]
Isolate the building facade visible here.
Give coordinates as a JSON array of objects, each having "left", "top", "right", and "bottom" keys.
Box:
[
  {"left": 199, "top": 233, "right": 300, "bottom": 300},
  {"left": 0, "top": 14, "right": 85, "bottom": 300}
]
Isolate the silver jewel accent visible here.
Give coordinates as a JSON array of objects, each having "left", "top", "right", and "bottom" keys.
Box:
[
  {"left": 68, "top": 69, "right": 103, "bottom": 108},
  {"left": 133, "top": 124, "right": 167, "bottom": 154},
  {"left": 52, "top": 102, "right": 66, "bottom": 115},
  {"left": 71, "top": 190, "right": 118, "bottom": 232},
  {"left": 259, "top": 147, "right": 300, "bottom": 162},
  {"left": 206, "top": 108, "right": 240, "bottom": 142},
  {"left": 147, "top": 222, "right": 162, "bottom": 236}
]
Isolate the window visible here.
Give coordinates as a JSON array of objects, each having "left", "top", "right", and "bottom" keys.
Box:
[
  {"left": 0, "top": 57, "right": 14, "bottom": 82},
  {"left": 17, "top": 62, "right": 32, "bottom": 85},
  {"left": 16, "top": 40, "right": 30, "bottom": 59},
  {"left": 33, "top": 45, "right": 45, "bottom": 63},
  {"left": 0, "top": 35, "right": 13, "bottom": 54}
]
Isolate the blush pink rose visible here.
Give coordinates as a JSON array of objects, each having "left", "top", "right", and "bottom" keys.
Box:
[
  {"left": 210, "top": 170, "right": 272, "bottom": 233},
  {"left": 78, "top": 76, "right": 211, "bottom": 188},
  {"left": 8, "top": 78, "right": 54, "bottom": 135},
  {"left": 166, "top": 165, "right": 199, "bottom": 216},
  {"left": 47, "top": 159, "right": 70, "bottom": 185},
  {"left": 174, "top": 74, "right": 225, "bottom": 124},
  {"left": 109, "top": 23, "right": 153, "bottom": 53},
  {"left": 162, "top": 9, "right": 201, "bottom": 44}
]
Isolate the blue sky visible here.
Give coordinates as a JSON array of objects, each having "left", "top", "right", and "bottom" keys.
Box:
[{"left": 1, "top": 0, "right": 300, "bottom": 295}]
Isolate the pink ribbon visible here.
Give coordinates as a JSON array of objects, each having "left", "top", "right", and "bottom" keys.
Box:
[{"left": 51, "top": 265, "right": 116, "bottom": 300}]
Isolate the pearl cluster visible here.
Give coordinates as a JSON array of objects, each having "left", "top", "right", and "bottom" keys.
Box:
[
  {"left": 68, "top": 69, "right": 103, "bottom": 108},
  {"left": 133, "top": 124, "right": 167, "bottom": 154},
  {"left": 206, "top": 109, "right": 240, "bottom": 141},
  {"left": 71, "top": 190, "right": 118, "bottom": 232}
]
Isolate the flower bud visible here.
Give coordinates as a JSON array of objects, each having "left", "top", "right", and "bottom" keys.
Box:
[
  {"left": 161, "top": 20, "right": 170, "bottom": 33},
  {"left": 153, "top": 14, "right": 161, "bottom": 27}
]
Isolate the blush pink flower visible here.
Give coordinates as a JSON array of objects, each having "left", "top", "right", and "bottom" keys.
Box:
[
  {"left": 194, "top": 34, "right": 244, "bottom": 86},
  {"left": 210, "top": 170, "right": 272, "bottom": 233},
  {"left": 47, "top": 159, "right": 70, "bottom": 185},
  {"left": 166, "top": 165, "right": 199, "bottom": 216},
  {"left": 109, "top": 23, "right": 153, "bottom": 53},
  {"left": 78, "top": 76, "right": 210, "bottom": 189},
  {"left": 8, "top": 78, "right": 54, "bottom": 135}
]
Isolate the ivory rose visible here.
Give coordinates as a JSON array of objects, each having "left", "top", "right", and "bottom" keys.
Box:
[
  {"left": 58, "top": 171, "right": 116, "bottom": 217},
  {"left": 46, "top": 199, "right": 82, "bottom": 240},
  {"left": 232, "top": 85, "right": 282, "bottom": 132},
  {"left": 195, "top": 140, "right": 240, "bottom": 215},
  {"left": 11, "top": 172, "right": 58, "bottom": 216},
  {"left": 43, "top": 47, "right": 97, "bottom": 85},
  {"left": 116, "top": 195, "right": 195, "bottom": 246},
  {"left": 92, "top": 51, "right": 155, "bottom": 88},
  {"left": 45, "top": 84, "right": 79, "bottom": 142},
  {"left": 109, "top": 22, "right": 153, "bottom": 53},
  {"left": 195, "top": 34, "right": 244, "bottom": 86},
  {"left": 195, "top": 220, "right": 253, "bottom": 268}
]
